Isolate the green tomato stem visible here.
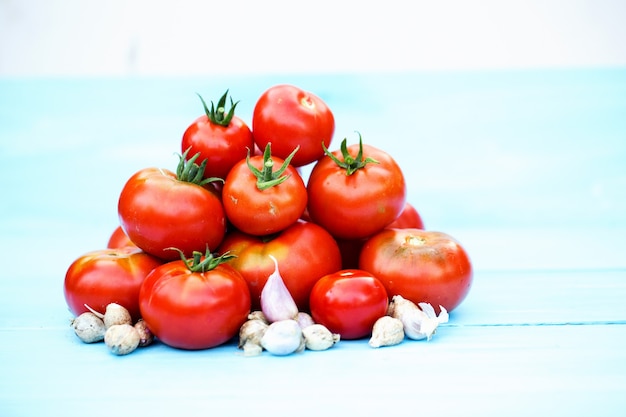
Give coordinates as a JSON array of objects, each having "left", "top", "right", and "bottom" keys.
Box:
[
  {"left": 246, "top": 143, "right": 299, "bottom": 191},
  {"left": 322, "top": 132, "right": 379, "bottom": 175}
]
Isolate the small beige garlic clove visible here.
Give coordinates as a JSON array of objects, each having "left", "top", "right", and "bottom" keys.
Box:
[
  {"left": 103, "top": 303, "right": 133, "bottom": 329},
  {"left": 72, "top": 312, "right": 106, "bottom": 343},
  {"left": 389, "top": 295, "right": 448, "bottom": 341},
  {"left": 104, "top": 324, "right": 140, "bottom": 355},
  {"left": 248, "top": 310, "right": 269, "bottom": 324},
  {"left": 238, "top": 318, "right": 269, "bottom": 350},
  {"left": 302, "top": 324, "right": 340, "bottom": 351},
  {"left": 369, "top": 316, "right": 404, "bottom": 348}
]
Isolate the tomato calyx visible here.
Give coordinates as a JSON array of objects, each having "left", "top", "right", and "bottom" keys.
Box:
[
  {"left": 178, "top": 148, "right": 224, "bottom": 186},
  {"left": 322, "top": 132, "right": 379, "bottom": 176},
  {"left": 197, "top": 89, "right": 239, "bottom": 127},
  {"left": 246, "top": 143, "right": 299, "bottom": 191},
  {"left": 168, "top": 247, "right": 236, "bottom": 273}
]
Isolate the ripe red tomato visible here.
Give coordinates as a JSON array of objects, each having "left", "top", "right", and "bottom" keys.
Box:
[
  {"left": 386, "top": 202, "right": 425, "bottom": 229},
  {"left": 139, "top": 250, "right": 251, "bottom": 350},
  {"left": 107, "top": 225, "right": 137, "bottom": 249},
  {"left": 181, "top": 91, "right": 254, "bottom": 180},
  {"left": 359, "top": 229, "right": 473, "bottom": 313},
  {"left": 307, "top": 135, "right": 407, "bottom": 239},
  {"left": 64, "top": 247, "right": 163, "bottom": 321},
  {"left": 309, "top": 270, "right": 388, "bottom": 340},
  {"left": 217, "top": 220, "right": 342, "bottom": 312},
  {"left": 222, "top": 144, "right": 307, "bottom": 236},
  {"left": 252, "top": 84, "right": 335, "bottom": 167},
  {"left": 117, "top": 152, "right": 226, "bottom": 261}
]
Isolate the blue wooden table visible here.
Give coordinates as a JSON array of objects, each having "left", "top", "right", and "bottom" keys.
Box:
[{"left": 1, "top": 69, "right": 625, "bottom": 417}]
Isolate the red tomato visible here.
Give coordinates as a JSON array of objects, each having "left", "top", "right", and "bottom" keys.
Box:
[
  {"left": 386, "top": 202, "right": 425, "bottom": 229},
  {"left": 217, "top": 220, "right": 342, "bottom": 312},
  {"left": 309, "top": 269, "right": 388, "bottom": 340},
  {"left": 222, "top": 144, "right": 307, "bottom": 236},
  {"left": 307, "top": 135, "right": 407, "bottom": 239},
  {"left": 107, "top": 225, "right": 137, "bottom": 249},
  {"left": 252, "top": 84, "right": 335, "bottom": 167},
  {"left": 359, "top": 229, "right": 473, "bottom": 313},
  {"left": 64, "top": 247, "right": 163, "bottom": 321},
  {"left": 139, "top": 250, "right": 251, "bottom": 350},
  {"left": 181, "top": 91, "right": 254, "bottom": 180},
  {"left": 118, "top": 153, "right": 226, "bottom": 261}
]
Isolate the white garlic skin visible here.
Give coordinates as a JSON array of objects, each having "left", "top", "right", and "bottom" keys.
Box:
[
  {"left": 260, "top": 319, "right": 304, "bottom": 356},
  {"left": 238, "top": 319, "right": 269, "bottom": 349},
  {"left": 389, "top": 295, "right": 446, "bottom": 341},
  {"left": 72, "top": 312, "right": 106, "bottom": 343},
  {"left": 104, "top": 324, "right": 140, "bottom": 355},
  {"left": 295, "top": 311, "right": 315, "bottom": 329},
  {"left": 302, "top": 324, "right": 340, "bottom": 351},
  {"left": 369, "top": 316, "right": 404, "bottom": 348}
]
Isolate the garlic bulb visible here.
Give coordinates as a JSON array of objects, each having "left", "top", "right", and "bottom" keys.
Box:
[
  {"left": 72, "top": 312, "right": 106, "bottom": 343},
  {"left": 238, "top": 317, "right": 269, "bottom": 357}
]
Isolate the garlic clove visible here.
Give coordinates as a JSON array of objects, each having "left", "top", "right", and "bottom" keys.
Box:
[
  {"left": 134, "top": 319, "right": 154, "bottom": 347},
  {"left": 369, "top": 316, "right": 404, "bottom": 348},
  {"left": 72, "top": 312, "right": 106, "bottom": 343},
  {"left": 104, "top": 324, "right": 140, "bottom": 355},
  {"left": 302, "top": 324, "right": 340, "bottom": 351},
  {"left": 238, "top": 318, "right": 269, "bottom": 349},
  {"left": 260, "top": 255, "right": 299, "bottom": 323},
  {"left": 260, "top": 319, "right": 303, "bottom": 356},
  {"left": 295, "top": 311, "right": 315, "bottom": 329},
  {"left": 389, "top": 295, "right": 446, "bottom": 341}
]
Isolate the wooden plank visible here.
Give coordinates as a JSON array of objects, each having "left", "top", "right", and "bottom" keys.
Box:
[{"left": 1, "top": 324, "right": 624, "bottom": 417}]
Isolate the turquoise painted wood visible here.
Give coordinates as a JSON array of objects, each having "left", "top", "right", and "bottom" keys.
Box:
[{"left": 1, "top": 69, "right": 625, "bottom": 417}]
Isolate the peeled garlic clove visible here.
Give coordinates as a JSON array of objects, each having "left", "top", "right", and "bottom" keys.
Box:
[
  {"left": 72, "top": 312, "right": 106, "bottom": 343},
  {"left": 260, "top": 255, "right": 299, "bottom": 323},
  {"left": 369, "top": 316, "right": 404, "bottom": 348},
  {"left": 302, "top": 324, "right": 340, "bottom": 351},
  {"left": 260, "top": 319, "right": 303, "bottom": 356}
]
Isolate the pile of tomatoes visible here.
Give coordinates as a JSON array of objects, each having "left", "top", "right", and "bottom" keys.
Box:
[{"left": 64, "top": 84, "right": 473, "bottom": 351}]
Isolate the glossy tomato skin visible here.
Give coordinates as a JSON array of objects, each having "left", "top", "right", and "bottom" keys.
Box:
[
  {"left": 118, "top": 167, "right": 226, "bottom": 261},
  {"left": 217, "top": 220, "right": 342, "bottom": 312},
  {"left": 222, "top": 154, "right": 307, "bottom": 236},
  {"left": 139, "top": 261, "right": 250, "bottom": 350},
  {"left": 386, "top": 202, "right": 425, "bottom": 229},
  {"left": 64, "top": 247, "right": 163, "bottom": 321},
  {"left": 252, "top": 84, "right": 335, "bottom": 167},
  {"left": 309, "top": 270, "right": 389, "bottom": 340},
  {"left": 107, "top": 225, "right": 137, "bottom": 249},
  {"left": 359, "top": 229, "right": 473, "bottom": 313},
  {"left": 181, "top": 114, "right": 254, "bottom": 180},
  {"left": 307, "top": 143, "right": 406, "bottom": 239}
]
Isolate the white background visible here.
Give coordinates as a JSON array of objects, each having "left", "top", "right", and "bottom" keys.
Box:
[{"left": 1, "top": 0, "right": 626, "bottom": 76}]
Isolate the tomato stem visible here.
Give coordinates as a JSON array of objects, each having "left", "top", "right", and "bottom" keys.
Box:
[
  {"left": 178, "top": 147, "right": 225, "bottom": 185},
  {"left": 197, "top": 90, "right": 239, "bottom": 127},
  {"left": 322, "top": 132, "right": 379, "bottom": 175},
  {"left": 246, "top": 143, "right": 299, "bottom": 191},
  {"left": 167, "top": 247, "right": 236, "bottom": 273}
]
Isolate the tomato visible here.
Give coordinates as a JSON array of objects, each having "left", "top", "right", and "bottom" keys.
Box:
[
  {"left": 307, "top": 134, "right": 407, "bottom": 239},
  {"left": 217, "top": 220, "right": 342, "bottom": 312},
  {"left": 139, "top": 250, "right": 251, "bottom": 350},
  {"left": 107, "top": 225, "right": 137, "bottom": 249},
  {"left": 359, "top": 229, "right": 473, "bottom": 313},
  {"left": 64, "top": 247, "right": 163, "bottom": 321},
  {"left": 252, "top": 84, "right": 335, "bottom": 167},
  {"left": 118, "top": 151, "right": 226, "bottom": 261},
  {"left": 222, "top": 143, "right": 307, "bottom": 236},
  {"left": 309, "top": 269, "right": 388, "bottom": 340},
  {"left": 386, "top": 202, "right": 425, "bottom": 229},
  {"left": 181, "top": 90, "right": 254, "bottom": 180}
]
